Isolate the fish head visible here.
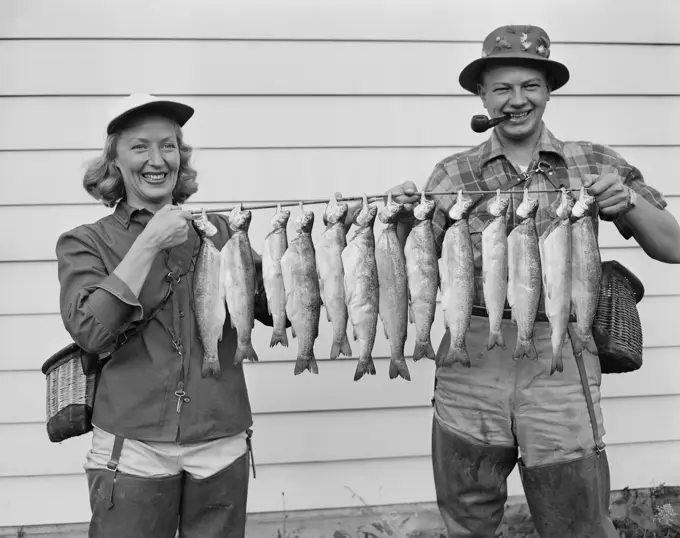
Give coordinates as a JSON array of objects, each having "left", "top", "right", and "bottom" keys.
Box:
[
  {"left": 229, "top": 204, "right": 253, "bottom": 232},
  {"left": 193, "top": 208, "right": 218, "bottom": 237},
  {"left": 323, "top": 196, "right": 349, "bottom": 225},
  {"left": 488, "top": 189, "right": 510, "bottom": 218},
  {"left": 413, "top": 192, "right": 436, "bottom": 221},
  {"left": 556, "top": 187, "right": 575, "bottom": 220},
  {"left": 295, "top": 202, "right": 315, "bottom": 233},
  {"left": 270, "top": 203, "right": 291, "bottom": 230},
  {"left": 572, "top": 186, "right": 596, "bottom": 219},
  {"left": 448, "top": 190, "right": 474, "bottom": 221},
  {"left": 354, "top": 193, "right": 378, "bottom": 228},
  {"left": 378, "top": 191, "right": 404, "bottom": 224},
  {"left": 516, "top": 189, "right": 539, "bottom": 219}
]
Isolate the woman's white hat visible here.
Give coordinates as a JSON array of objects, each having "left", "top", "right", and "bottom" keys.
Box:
[{"left": 107, "top": 93, "right": 194, "bottom": 135}]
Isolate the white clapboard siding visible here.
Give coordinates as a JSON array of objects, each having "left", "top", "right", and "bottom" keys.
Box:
[
  {"left": 2, "top": 146, "right": 680, "bottom": 207},
  {"left": 2, "top": 294, "right": 678, "bottom": 373},
  {"left": 3, "top": 394, "right": 680, "bottom": 479},
  {"left": 4, "top": 357, "right": 680, "bottom": 427},
  {"left": 2, "top": 440, "right": 680, "bottom": 527},
  {"left": 2, "top": 41, "right": 680, "bottom": 97},
  {"left": 0, "top": 0, "right": 676, "bottom": 44},
  {"left": 2, "top": 247, "right": 677, "bottom": 318},
  {"left": 3, "top": 197, "right": 678, "bottom": 262},
  {"left": 1, "top": 96, "right": 678, "bottom": 151}
]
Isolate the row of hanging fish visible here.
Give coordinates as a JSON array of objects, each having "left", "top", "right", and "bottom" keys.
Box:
[{"left": 192, "top": 183, "right": 602, "bottom": 381}]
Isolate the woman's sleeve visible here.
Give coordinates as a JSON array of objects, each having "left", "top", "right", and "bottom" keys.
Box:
[{"left": 56, "top": 226, "right": 144, "bottom": 354}]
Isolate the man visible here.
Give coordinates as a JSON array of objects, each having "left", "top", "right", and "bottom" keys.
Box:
[{"left": 387, "top": 25, "right": 680, "bottom": 537}]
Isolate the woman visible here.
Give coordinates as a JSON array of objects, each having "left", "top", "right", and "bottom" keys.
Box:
[{"left": 56, "top": 93, "right": 272, "bottom": 538}]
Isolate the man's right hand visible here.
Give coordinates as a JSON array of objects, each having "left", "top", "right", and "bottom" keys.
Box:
[
  {"left": 142, "top": 204, "right": 193, "bottom": 251},
  {"left": 386, "top": 181, "right": 420, "bottom": 214}
]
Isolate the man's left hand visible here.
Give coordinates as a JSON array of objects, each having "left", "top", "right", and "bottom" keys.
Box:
[{"left": 585, "top": 173, "right": 631, "bottom": 218}]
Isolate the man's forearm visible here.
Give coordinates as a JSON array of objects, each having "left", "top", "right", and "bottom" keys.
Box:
[{"left": 620, "top": 197, "right": 680, "bottom": 264}]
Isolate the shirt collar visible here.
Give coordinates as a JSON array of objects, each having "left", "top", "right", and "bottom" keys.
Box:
[
  {"left": 113, "top": 199, "right": 153, "bottom": 228},
  {"left": 477, "top": 122, "right": 567, "bottom": 173}
]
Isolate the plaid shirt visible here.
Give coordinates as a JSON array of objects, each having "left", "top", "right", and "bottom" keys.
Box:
[{"left": 424, "top": 122, "right": 667, "bottom": 309}]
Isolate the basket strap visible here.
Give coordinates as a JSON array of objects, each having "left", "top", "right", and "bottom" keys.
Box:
[
  {"left": 104, "top": 435, "right": 125, "bottom": 509},
  {"left": 567, "top": 324, "right": 605, "bottom": 454}
]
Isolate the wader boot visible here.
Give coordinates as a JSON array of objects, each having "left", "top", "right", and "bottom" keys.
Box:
[
  {"left": 519, "top": 450, "right": 619, "bottom": 538},
  {"left": 178, "top": 452, "right": 250, "bottom": 538},
  {"left": 432, "top": 418, "right": 518, "bottom": 537},
  {"left": 86, "top": 438, "right": 182, "bottom": 538}
]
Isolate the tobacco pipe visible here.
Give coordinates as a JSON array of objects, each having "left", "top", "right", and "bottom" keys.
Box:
[{"left": 470, "top": 114, "right": 510, "bottom": 133}]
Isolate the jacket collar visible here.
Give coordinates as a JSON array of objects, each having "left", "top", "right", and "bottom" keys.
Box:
[{"left": 477, "top": 122, "right": 566, "bottom": 174}]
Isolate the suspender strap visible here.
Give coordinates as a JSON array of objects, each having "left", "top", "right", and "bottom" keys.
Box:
[
  {"left": 567, "top": 325, "right": 605, "bottom": 454},
  {"left": 104, "top": 435, "right": 125, "bottom": 509}
]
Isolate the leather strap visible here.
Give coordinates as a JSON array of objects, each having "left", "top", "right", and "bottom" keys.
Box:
[
  {"left": 104, "top": 435, "right": 125, "bottom": 509},
  {"left": 567, "top": 324, "right": 604, "bottom": 454}
]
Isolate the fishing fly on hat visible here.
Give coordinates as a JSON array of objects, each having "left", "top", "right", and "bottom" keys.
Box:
[{"left": 458, "top": 25, "right": 570, "bottom": 95}]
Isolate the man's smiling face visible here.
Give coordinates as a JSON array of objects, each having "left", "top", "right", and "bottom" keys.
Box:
[{"left": 478, "top": 62, "right": 551, "bottom": 143}]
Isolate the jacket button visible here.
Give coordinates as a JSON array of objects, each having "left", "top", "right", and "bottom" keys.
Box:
[
  {"left": 183, "top": 397, "right": 191, "bottom": 403},
  {"left": 179, "top": 311, "right": 185, "bottom": 318}
]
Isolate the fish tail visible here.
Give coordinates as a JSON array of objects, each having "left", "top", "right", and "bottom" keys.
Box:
[
  {"left": 201, "top": 355, "right": 221, "bottom": 379},
  {"left": 389, "top": 357, "right": 411, "bottom": 381},
  {"left": 234, "top": 343, "right": 259, "bottom": 364},
  {"left": 294, "top": 352, "right": 319, "bottom": 376},
  {"left": 550, "top": 348, "right": 564, "bottom": 375},
  {"left": 575, "top": 326, "right": 598, "bottom": 355},
  {"left": 412, "top": 339, "right": 435, "bottom": 362},
  {"left": 486, "top": 330, "right": 506, "bottom": 351},
  {"left": 354, "top": 357, "right": 376, "bottom": 381},
  {"left": 331, "top": 333, "right": 352, "bottom": 359},
  {"left": 513, "top": 339, "right": 538, "bottom": 361},
  {"left": 269, "top": 329, "right": 289, "bottom": 348},
  {"left": 439, "top": 345, "right": 471, "bottom": 368}
]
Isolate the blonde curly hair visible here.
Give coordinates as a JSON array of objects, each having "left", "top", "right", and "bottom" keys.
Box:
[{"left": 82, "top": 121, "right": 198, "bottom": 208}]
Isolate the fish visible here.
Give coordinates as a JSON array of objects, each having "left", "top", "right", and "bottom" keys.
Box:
[
  {"left": 439, "top": 190, "right": 475, "bottom": 368},
  {"left": 376, "top": 192, "right": 411, "bottom": 381},
  {"left": 262, "top": 204, "right": 290, "bottom": 348},
  {"left": 539, "top": 186, "right": 575, "bottom": 374},
  {"left": 342, "top": 194, "right": 380, "bottom": 381},
  {"left": 280, "top": 202, "right": 322, "bottom": 375},
  {"left": 404, "top": 191, "right": 439, "bottom": 362},
  {"left": 481, "top": 189, "right": 510, "bottom": 350},
  {"left": 507, "top": 189, "right": 541, "bottom": 361},
  {"left": 193, "top": 210, "right": 227, "bottom": 378},
  {"left": 315, "top": 195, "right": 352, "bottom": 360},
  {"left": 570, "top": 186, "right": 601, "bottom": 355},
  {"left": 222, "top": 204, "right": 259, "bottom": 365}
]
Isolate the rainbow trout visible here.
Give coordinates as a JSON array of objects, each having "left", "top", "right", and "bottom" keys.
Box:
[
  {"left": 223, "top": 204, "right": 258, "bottom": 365},
  {"left": 193, "top": 211, "right": 227, "bottom": 378},
  {"left": 376, "top": 192, "right": 411, "bottom": 381},
  {"left": 262, "top": 204, "right": 290, "bottom": 348},
  {"left": 404, "top": 192, "right": 439, "bottom": 362},
  {"left": 342, "top": 194, "right": 379, "bottom": 381},
  {"left": 439, "top": 191, "right": 475, "bottom": 368},
  {"left": 507, "top": 189, "right": 541, "bottom": 361},
  {"left": 570, "top": 186, "right": 601, "bottom": 355},
  {"left": 281, "top": 202, "right": 322, "bottom": 375},
  {"left": 482, "top": 190, "right": 510, "bottom": 350},
  {"left": 539, "top": 187, "right": 574, "bottom": 374},
  {"left": 316, "top": 195, "right": 352, "bottom": 360}
]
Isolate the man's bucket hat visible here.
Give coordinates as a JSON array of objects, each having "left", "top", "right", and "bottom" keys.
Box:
[
  {"left": 459, "top": 25, "right": 570, "bottom": 95},
  {"left": 107, "top": 93, "right": 195, "bottom": 135}
]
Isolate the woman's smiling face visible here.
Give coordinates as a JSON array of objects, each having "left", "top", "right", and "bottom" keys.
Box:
[
  {"left": 114, "top": 115, "right": 181, "bottom": 212},
  {"left": 478, "top": 63, "right": 551, "bottom": 143}
]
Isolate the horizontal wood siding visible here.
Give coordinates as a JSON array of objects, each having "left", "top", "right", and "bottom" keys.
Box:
[{"left": 1, "top": 0, "right": 678, "bottom": 528}]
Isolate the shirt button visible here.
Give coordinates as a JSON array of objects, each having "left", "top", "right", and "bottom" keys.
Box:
[{"left": 179, "top": 311, "right": 185, "bottom": 318}]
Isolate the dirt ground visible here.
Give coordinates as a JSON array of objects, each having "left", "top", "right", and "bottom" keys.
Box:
[{"left": 1, "top": 487, "right": 678, "bottom": 537}]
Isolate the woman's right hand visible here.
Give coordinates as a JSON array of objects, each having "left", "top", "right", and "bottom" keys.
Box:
[{"left": 142, "top": 204, "right": 194, "bottom": 251}]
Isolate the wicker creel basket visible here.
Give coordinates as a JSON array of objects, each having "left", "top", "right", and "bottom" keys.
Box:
[
  {"left": 593, "top": 260, "right": 645, "bottom": 374},
  {"left": 41, "top": 343, "right": 101, "bottom": 443}
]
